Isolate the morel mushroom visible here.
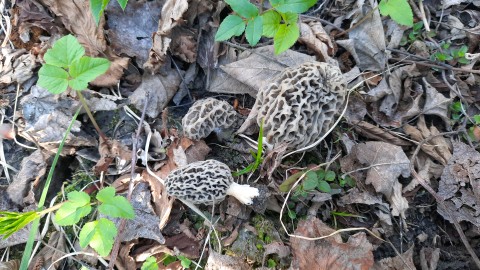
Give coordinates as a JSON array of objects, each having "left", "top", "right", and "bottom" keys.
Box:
[
  {"left": 164, "top": 159, "right": 259, "bottom": 205},
  {"left": 237, "top": 62, "right": 347, "bottom": 150},
  {"left": 182, "top": 98, "right": 238, "bottom": 140}
]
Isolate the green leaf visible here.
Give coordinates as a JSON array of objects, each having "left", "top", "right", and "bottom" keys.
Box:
[
  {"left": 287, "top": 209, "right": 296, "bottom": 219},
  {"left": 303, "top": 171, "right": 318, "bottom": 190},
  {"left": 279, "top": 170, "right": 305, "bottom": 192},
  {"left": 141, "top": 256, "right": 159, "bottom": 270},
  {"left": 325, "top": 171, "right": 336, "bottom": 182},
  {"left": 90, "top": 0, "right": 110, "bottom": 25},
  {"left": 37, "top": 64, "right": 69, "bottom": 94},
  {"left": 79, "top": 218, "right": 117, "bottom": 257},
  {"left": 68, "top": 56, "right": 110, "bottom": 91},
  {"left": 282, "top": 12, "right": 299, "bottom": 25},
  {"left": 55, "top": 191, "right": 92, "bottom": 226},
  {"left": 215, "top": 15, "right": 246, "bottom": 41},
  {"left": 262, "top": 10, "right": 281, "bottom": 37},
  {"left": 473, "top": 115, "right": 480, "bottom": 125},
  {"left": 274, "top": 23, "right": 299, "bottom": 54},
  {"left": 245, "top": 16, "right": 263, "bottom": 46},
  {"left": 178, "top": 255, "right": 192, "bottom": 269},
  {"left": 378, "top": 0, "right": 413, "bottom": 27},
  {"left": 272, "top": 0, "right": 317, "bottom": 13},
  {"left": 317, "top": 180, "right": 331, "bottom": 193},
  {"left": 43, "top": 34, "right": 85, "bottom": 68},
  {"left": 316, "top": 170, "right": 325, "bottom": 181},
  {"left": 0, "top": 211, "right": 40, "bottom": 239},
  {"left": 116, "top": 0, "right": 128, "bottom": 10},
  {"left": 225, "top": 0, "right": 258, "bottom": 18},
  {"left": 97, "top": 187, "right": 135, "bottom": 219}
]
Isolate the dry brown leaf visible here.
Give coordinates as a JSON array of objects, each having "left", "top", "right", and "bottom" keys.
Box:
[
  {"left": 404, "top": 115, "right": 452, "bottom": 165},
  {"left": 185, "top": 139, "right": 211, "bottom": 163},
  {"left": 29, "top": 231, "right": 67, "bottom": 270},
  {"left": 0, "top": 260, "right": 19, "bottom": 270},
  {"left": 421, "top": 78, "right": 451, "bottom": 127},
  {"left": 437, "top": 141, "right": 480, "bottom": 226},
  {"left": 0, "top": 48, "right": 37, "bottom": 86},
  {"left": 94, "top": 138, "right": 132, "bottom": 174},
  {"left": 298, "top": 21, "right": 336, "bottom": 64},
  {"left": 144, "top": 0, "right": 189, "bottom": 73},
  {"left": 350, "top": 142, "right": 410, "bottom": 218},
  {"left": 290, "top": 217, "right": 374, "bottom": 270},
  {"left": 141, "top": 170, "right": 174, "bottom": 229},
  {"left": 205, "top": 250, "right": 250, "bottom": 270},
  {"left": 420, "top": 247, "right": 440, "bottom": 270},
  {"left": 372, "top": 245, "right": 415, "bottom": 270},
  {"left": 353, "top": 121, "right": 412, "bottom": 146},
  {"left": 170, "top": 27, "right": 197, "bottom": 63}
]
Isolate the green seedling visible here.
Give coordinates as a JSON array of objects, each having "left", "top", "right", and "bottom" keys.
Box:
[
  {"left": 450, "top": 101, "right": 480, "bottom": 141},
  {"left": 331, "top": 211, "right": 366, "bottom": 229},
  {"left": 432, "top": 42, "right": 469, "bottom": 65},
  {"left": 141, "top": 256, "right": 159, "bottom": 270},
  {"left": 160, "top": 254, "right": 192, "bottom": 269},
  {"left": 1, "top": 187, "right": 134, "bottom": 257},
  {"left": 38, "top": 34, "right": 110, "bottom": 141},
  {"left": 215, "top": 0, "right": 317, "bottom": 54},
  {"left": 232, "top": 119, "right": 265, "bottom": 177},
  {"left": 90, "top": 0, "right": 128, "bottom": 25}
]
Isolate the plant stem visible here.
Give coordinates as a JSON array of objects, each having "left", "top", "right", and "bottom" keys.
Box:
[
  {"left": 77, "top": 91, "right": 108, "bottom": 142},
  {"left": 37, "top": 201, "right": 66, "bottom": 216}
]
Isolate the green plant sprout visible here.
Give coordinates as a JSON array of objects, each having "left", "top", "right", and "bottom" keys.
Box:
[
  {"left": 215, "top": 0, "right": 317, "bottom": 54},
  {"left": 0, "top": 187, "right": 134, "bottom": 256},
  {"left": 432, "top": 42, "right": 469, "bottom": 65},
  {"left": 232, "top": 119, "right": 265, "bottom": 177},
  {"left": 450, "top": 101, "right": 480, "bottom": 141},
  {"left": 37, "top": 34, "right": 110, "bottom": 142},
  {"left": 141, "top": 256, "right": 159, "bottom": 270},
  {"left": 90, "top": 0, "right": 128, "bottom": 25}
]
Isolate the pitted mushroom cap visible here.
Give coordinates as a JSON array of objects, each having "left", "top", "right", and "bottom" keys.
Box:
[
  {"left": 182, "top": 98, "right": 238, "bottom": 140},
  {"left": 164, "top": 160, "right": 259, "bottom": 205},
  {"left": 239, "top": 62, "right": 347, "bottom": 149}
]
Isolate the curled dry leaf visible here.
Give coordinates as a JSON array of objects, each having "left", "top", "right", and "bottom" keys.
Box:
[
  {"left": 0, "top": 48, "right": 37, "bottom": 86},
  {"left": 352, "top": 121, "right": 412, "bottom": 146},
  {"left": 437, "top": 141, "right": 480, "bottom": 226},
  {"left": 144, "top": 0, "right": 189, "bottom": 73},
  {"left": 298, "top": 21, "right": 336, "bottom": 65},
  {"left": 141, "top": 170, "right": 173, "bottom": 230},
  {"left": 290, "top": 217, "right": 374, "bottom": 270}
]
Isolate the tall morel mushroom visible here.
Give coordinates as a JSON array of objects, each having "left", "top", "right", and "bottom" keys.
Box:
[
  {"left": 164, "top": 159, "right": 259, "bottom": 205},
  {"left": 182, "top": 98, "right": 238, "bottom": 140},
  {"left": 237, "top": 61, "right": 347, "bottom": 150}
]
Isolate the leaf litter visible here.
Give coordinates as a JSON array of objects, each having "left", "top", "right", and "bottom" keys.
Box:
[{"left": 1, "top": 0, "right": 480, "bottom": 269}]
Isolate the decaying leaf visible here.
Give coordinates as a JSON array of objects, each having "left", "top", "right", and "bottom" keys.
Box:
[
  {"left": 344, "top": 142, "right": 410, "bottom": 218},
  {"left": 437, "top": 141, "right": 480, "bottom": 226},
  {"left": 299, "top": 20, "right": 336, "bottom": 65},
  {"left": 290, "top": 217, "right": 374, "bottom": 270},
  {"left": 129, "top": 72, "right": 180, "bottom": 118},
  {"left": 0, "top": 48, "right": 37, "bottom": 86},
  {"left": 352, "top": 121, "right": 412, "bottom": 146},
  {"left": 404, "top": 115, "right": 452, "bottom": 165},
  {"left": 372, "top": 245, "right": 415, "bottom": 270},
  {"left": 29, "top": 231, "right": 67, "bottom": 269},
  {"left": 94, "top": 137, "right": 132, "bottom": 175},
  {"left": 421, "top": 78, "right": 451, "bottom": 127},
  {"left": 205, "top": 250, "right": 250, "bottom": 270},
  {"left": 141, "top": 170, "right": 173, "bottom": 230},
  {"left": 144, "top": 0, "right": 189, "bottom": 73}
]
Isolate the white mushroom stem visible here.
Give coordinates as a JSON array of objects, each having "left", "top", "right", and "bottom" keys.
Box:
[{"left": 226, "top": 182, "right": 260, "bottom": 205}]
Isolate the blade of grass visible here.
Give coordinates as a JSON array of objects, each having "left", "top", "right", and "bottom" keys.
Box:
[
  {"left": 20, "top": 106, "right": 82, "bottom": 270},
  {"left": 232, "top": 119, "right": 264, "bottom": 177}
]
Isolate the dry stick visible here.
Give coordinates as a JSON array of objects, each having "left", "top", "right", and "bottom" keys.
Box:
[
  {"left": 107, "top": 93, "right": 149, "bottom": 270},
  {"left": 386, "top": 48, "right": 458, "bottom": 70},
  {"left": 77, "top": 91, "right": 108, "bottom": 143},
  {"left": 409, "top": 131, "right": 480, "bottom": 269},
  {"left": 418, "top": 0, "right": 431, "bottom": 32},
  {"left": 389, "top": 57, "right": 480, "bottom": 75}
]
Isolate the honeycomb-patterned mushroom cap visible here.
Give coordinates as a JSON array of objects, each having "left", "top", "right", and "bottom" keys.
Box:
[
  {"left": 182, "top": 98, "right": 238, "bottom": 140},
  {"left": 165, "top": 160, "right": 259, "bottom": 205},
  {"left": 238, "top": 62, "right": 347, "bottom": 150}
]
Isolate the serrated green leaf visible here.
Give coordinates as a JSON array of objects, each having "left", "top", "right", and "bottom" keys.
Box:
[
  {"left": 55, "top": 191, "right": 92, "bottom": 226},
  {"left": 79, "top": 218, "right": 117, "bottom": 257},
  {"left": 245, "top": 16, "right": 263, "bottom": 46},
  {"left": 90, "top": 0, "right": 110, "bottom": 25},
  {"left": 141, "top": 256, "right": 159, "bottom": 270},
  {"left": 303, "top": 171, "right": 318, "bottom": 190},
  {"left": 274, "top": 23, "right": 299, "bottom": 54},
  {"left": 262, "top": 10, "right": 281, "bottom": 37},
  {"left": 116, "top": 0, "right": 127, "bottom": 10},
  {"left": 37, "top": 64, "right": 69, "bottom": 94},
  {"left": 68, "top": 56, "right": 110, "bottom": 91},
  {"left": 272, "top": 0, "right": 317, "bottom": 13},
  {"left": 215, "top": 15, "right": 246, "bottom": 41},
  {"left": 225, "top": 0, "right": 258, "bottom": 18},
  {"left": 325, "top": 171, "right": 336, "bottom": 182},
  {"left": 43, "top": 34, "right": 85, "bottom": 68},
  {"left": 317, "top": 180, "right": 331, "bottom": 193},
  {"left": 378, "top": 0, "right": 413, "bottom": 27},
  {"left": 97, "top": 187, "right": 135, "bottom": 219}
]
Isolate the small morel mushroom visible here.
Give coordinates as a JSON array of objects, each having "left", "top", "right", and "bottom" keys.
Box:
[
  {"left": 237, "top": 61, "right": 347, "bottom": 150},
  {"left": 164, "top": 159, "right": 259, "bottom": 205},
  {"left": 182, "top": 98, "right": 238, "bottom": 140}
]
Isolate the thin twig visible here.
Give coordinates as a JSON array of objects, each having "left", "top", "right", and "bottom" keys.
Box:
[
  {"left": 409, "top": 130, "right": 480, "bottom": 269},
  {"left": 389, "top": 57, "right": 480, "bottom": 74},
  {"left": 107, "top": 93, "right": 149, "bottom": 270}
]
